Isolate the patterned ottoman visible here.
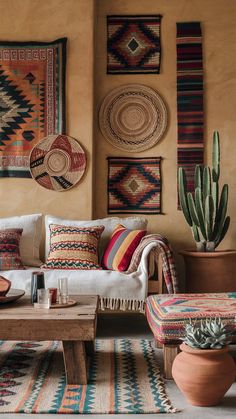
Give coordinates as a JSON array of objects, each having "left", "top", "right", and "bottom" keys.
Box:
[{"left": 146, "top": 293, "right": 236, "bottom": 379}]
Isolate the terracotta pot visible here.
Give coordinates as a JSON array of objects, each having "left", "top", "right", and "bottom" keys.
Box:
[
  {"left": 180, "top": 249, "right": 236, "bottom": 293},
  {"left": 172, "top": 343, "right": 236, "bottom": 406}
]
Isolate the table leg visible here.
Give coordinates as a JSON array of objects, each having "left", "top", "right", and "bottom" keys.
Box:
[
  {"left": 85, "top": 340, "right": 95, "bottom": 357},
  {"left": 62, "top": 340, "right": 87, "bottom": 384}
]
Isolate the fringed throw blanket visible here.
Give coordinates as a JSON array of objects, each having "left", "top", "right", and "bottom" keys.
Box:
[
  {"left": 176, "top": 22, "right": 204, "bottom": 203},
  {"left": 126, "top": 234, "right": 179, "bottom": 294}
]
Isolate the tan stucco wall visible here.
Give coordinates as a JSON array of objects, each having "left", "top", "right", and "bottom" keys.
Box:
[
  {"left": 94, "top": 0, "right": 236, "bottom": 277},
  {"left": 0, "top": 0, "right": 235, "bottom": 281},
  {"left": 0, "top": 0, "right": 94, "bottom": 219}
]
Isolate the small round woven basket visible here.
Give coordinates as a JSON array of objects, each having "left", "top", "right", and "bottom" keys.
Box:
[
  {"left": 99, "top": 84, "right": 168, "bottom": 152},
  {"left": 30, "top": 134, "right": 86, "bottom": 191}
]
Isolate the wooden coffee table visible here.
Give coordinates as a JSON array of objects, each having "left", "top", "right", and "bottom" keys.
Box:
[{"left": 0, "top": 294, "right": 98, "bottom": 385}]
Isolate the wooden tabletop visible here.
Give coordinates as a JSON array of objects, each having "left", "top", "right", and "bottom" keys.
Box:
[
  {"left": 0, "top": 295, "right": 99, "bottom": 341},
  {"left": 0, "top": 294, "right": 98, "bottom": 320}
]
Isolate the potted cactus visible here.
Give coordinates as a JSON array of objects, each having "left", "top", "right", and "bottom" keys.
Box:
[
  {"left": 172, "top": 318, "right": 236, "bottom": 406},
  {"left": 178, "top": 131, "right": 236, "bottom": 292}
]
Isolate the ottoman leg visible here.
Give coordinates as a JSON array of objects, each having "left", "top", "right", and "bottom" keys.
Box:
[
  {"left": 163, "top": 345, "right": 179, "bottom": 379},
  {"left": 154, "top": 338, "right": 163, "bottom": 349}
]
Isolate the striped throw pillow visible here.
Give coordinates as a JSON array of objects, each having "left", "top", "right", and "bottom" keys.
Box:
[
  {"left": 0, "top": 228, "right": 25, "bottom": 270},
  {"left": 102, "top": 224, "right": 146, "bottom": 272},
  {"left": 42, "top": 224, "right": 105, "bottom": 270}
]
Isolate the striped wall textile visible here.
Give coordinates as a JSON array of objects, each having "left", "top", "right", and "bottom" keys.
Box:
[
  {"left": 108, "top": 157, "right": 162, "bottom": 214},
  {"left": 176, "top": 22, "right": 204, "bottom": 203}
]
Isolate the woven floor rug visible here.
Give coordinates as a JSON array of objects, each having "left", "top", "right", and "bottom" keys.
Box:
[{"left": 0, "top": 339, "right": 177, "bottom": 414}]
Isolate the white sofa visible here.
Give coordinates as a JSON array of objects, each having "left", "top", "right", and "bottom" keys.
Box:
[{"left": 0, "top": 214, "right": 160, "bottom": 311}]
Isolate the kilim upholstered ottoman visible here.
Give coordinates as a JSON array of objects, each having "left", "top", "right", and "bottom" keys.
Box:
[{"left": 146, "top": 293, "right": 236, "bottom": 379}]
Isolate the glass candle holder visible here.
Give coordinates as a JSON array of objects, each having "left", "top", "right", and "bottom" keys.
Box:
[{"left": 58, "top": 277, "right": 69, "bottom": 304}]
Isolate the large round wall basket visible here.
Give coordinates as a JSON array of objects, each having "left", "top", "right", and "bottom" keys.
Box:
[
  {"left": 30, "top": 134, "right": 86, "bottom": 191},
  {"left": 99, "top": 84, "right": 168, "bottom": 152}
]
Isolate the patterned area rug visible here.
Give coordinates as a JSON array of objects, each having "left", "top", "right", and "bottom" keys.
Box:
[
  {"left": 0, "top": 339, "right": 177, "bottom": 414},
  {"left": 0, "top": 38, "right": 66, "bottom": 178},
  {"left": 107, "top": 15, "right": 162, "bottom": 74},
  {"left": 108, "top": 157, "right": 162, "bottom": 214}
]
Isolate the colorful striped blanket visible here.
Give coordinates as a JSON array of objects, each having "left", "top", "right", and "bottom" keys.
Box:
[{"left": 125, "top": 234, "right": 179, "bottom": 294}]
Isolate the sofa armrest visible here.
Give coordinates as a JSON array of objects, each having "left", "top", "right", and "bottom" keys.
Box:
[{"left": 125, "top": 234, "right": 178, "bottom": 294}]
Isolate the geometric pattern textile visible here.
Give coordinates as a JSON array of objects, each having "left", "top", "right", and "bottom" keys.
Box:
[
  {"left": 42, "top": 224, "right": 105, "bottom": 270},
  {"left": 0, "top": 228, "right": 24, "bottom": 270},
  {"left": 107, "top": 15, "right": 162, "bottom": 74},
  {"left": 0, "top": 339, "right": 177, "bottom": 414},
  {"left": 30, "top": 135, "right": 86, "bottom": 191},
  {"left": 108, "top": 157, "right": 162, "bottom": 214},
  {"left": 146, "top": 293, "right": 236, "bottom": 345},
  {"left": 102, "top": 224, "right": 146, "bottom": 272},
  {"left": 0, "top": 38, "right": 66, "bottom": 178},
  {"left": 126, "top": 234, "right": 179, "bottom": 294},
  {"left": 176, "top": 22, "right": 204, "bottom": 202}
]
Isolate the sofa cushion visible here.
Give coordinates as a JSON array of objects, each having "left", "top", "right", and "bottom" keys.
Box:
[
  {"left": 42, "top": 224, "right": 105, "bottom": 270},
  {"left": 102, "top": 224, "right": 146, "bottom": 272},
  {"left": 45, "top": 215, "right": 148, "bottom": 259},
  {"left": 0, "top": 214, "right": 42, "bottom": 267},
  {"left": 0, "top": 228, "right": 25, "bottom": 270}
]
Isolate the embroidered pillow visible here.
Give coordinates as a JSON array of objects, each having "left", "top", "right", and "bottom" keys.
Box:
[
  {"left": 42, "top": 224, "right": 105, "bottom": 270},
  {"left": 0, "top": 229, "right": 25, "bottom": 270},
  {"left": 102, "top": 224, "right": 146, "bottom": 272}
]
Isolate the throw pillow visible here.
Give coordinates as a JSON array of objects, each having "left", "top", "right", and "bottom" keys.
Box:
[
  {"left": 42, "top": 224, "right": 105, "bottom": 270},
  {"left": 102, "top": 224, "right": 146, "bottom": 272},
  {"left": 0, "top": 214, "right": 42, "bottom": 267},
  {"left": 44, "top": 215, "right": 148, "bottom": 260},
  {"left": 0, "top": 229, "right": 25, "bottom": 270}
]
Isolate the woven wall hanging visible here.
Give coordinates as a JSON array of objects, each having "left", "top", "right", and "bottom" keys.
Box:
[
  {"left": 30, "top": 134, "right": 86, "bottom": 191},
  {"left": 107, "top": 157, "right": 162, "bottom": 214},
  {"left": 107, "top": 15, "right": 162, "bottom": 74},
  {"left": 0, "top": 38, "right": 66, "bottom": 178},
  {"left": 177, "top": 22, "right": 204, "bottom": 202},
  {"left": 99, "top": 84, "right": 168, "bottom": 152}
]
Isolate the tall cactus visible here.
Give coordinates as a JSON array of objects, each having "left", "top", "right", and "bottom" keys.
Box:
[{"left": 178, "top": 131, "right": 230, "bottom": 252}]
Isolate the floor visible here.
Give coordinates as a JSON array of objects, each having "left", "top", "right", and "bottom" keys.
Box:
[{"left": 2, "top": 313, "right": 236, "bottom": 419}]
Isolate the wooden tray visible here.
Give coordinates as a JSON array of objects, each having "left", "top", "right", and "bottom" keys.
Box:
[
  {"left": 0, "top": 289, "right": 25, "bottom": 304},
  {"left": 50, "top": 299, "right": 77, "bottom": 309}
]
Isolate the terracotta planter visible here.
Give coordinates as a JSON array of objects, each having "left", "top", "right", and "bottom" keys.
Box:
[
  {"left": 172, "top": 343, "right": 236, "bottom": 406},
  {"left": 180, "top": 250, "right": 236, "bottom": 293}
]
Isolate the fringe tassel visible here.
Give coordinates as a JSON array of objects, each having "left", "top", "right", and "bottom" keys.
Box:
[{"left": 99, "top": 297, "right": 145, "bottom": 313}]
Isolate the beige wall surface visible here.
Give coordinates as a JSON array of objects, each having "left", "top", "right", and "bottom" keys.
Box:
[
  {"left": 0, "top": 0, "right": 94, "bottom": 220},
  {"left": 0, "top": 0, "right": 235, "bottom": 282},
  {"left": 94, "top": 0, "right": 236, "bottom": 279}
]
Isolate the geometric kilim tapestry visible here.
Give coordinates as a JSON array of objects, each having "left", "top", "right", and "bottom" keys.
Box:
[
  {"left": 108, "top": 157, "right": 162, "bottom": 214},
  {"left": 0, "top": 38, "right": 66, "bottom": 178},
  {"left": 107, "top": 15, "right": 162, "bottom": 74},
  {"left": 176, "top": 22, "right": 204, "bottom": 204}
]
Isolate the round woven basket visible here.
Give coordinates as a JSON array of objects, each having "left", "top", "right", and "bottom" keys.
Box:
[
  {"left": 30, "top": 134, "right": 86, "bottom": 191},
  {"left": 99, "top": 84, "right": 168, "bottom": 152}
]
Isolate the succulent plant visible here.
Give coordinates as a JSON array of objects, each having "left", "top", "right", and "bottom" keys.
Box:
[
  {"left": 178, "top": 131, "right": 230, "bottom": 252},
  {"left": 183, "top": 318, "right": 231, "bottom": 349}
]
